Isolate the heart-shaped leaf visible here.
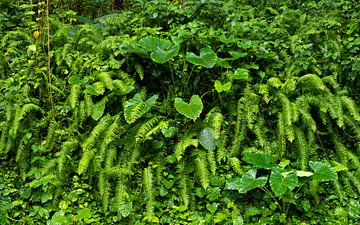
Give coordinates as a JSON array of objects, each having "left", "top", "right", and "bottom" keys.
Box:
[
  {"left": 227, "top": 68, "right": 250, "bottom": 81},
  {"left": 151, "top": 44, "right": 179, "bottom": 64},
  {"left": 186, "top": 48, "right": 217, "bottom": 68},
  {"left": 270, "top": 169, "right": 298, "bottom": 196},
  {"left": 91, "top": 97, "right": 107, "bottom": 121},
  {"left": 214, "top": 80, "right": 232, "bottom": 93},
  {"left": 199, "top": 128, "right": 217, "bottom": 151},
  {"left": 138, "top": 36, "right": 179, "bottom": 63},
  {"left": 174, "top": 95, "right": 203, "bottom": 121},
  {"left": 309, "top": 161, "right": 338, "bottom": 181},
  {"left": 225, "top": 169, "right": 268, "bottom": 193}
]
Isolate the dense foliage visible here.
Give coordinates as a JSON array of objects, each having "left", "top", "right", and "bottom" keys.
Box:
[{"left": 1, "top": 0, "right": 360, "bottom": 224}]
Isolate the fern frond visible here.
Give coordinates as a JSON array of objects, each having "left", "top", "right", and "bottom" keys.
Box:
[
  {"left": 343, "top": 114, "right": 360, "bottom": 140},
  {"left": 134, "top": 117, "right": 166, "bottom": 143},
  {"left": 117, "top": 70, "right": 135, "bottom": 86},
  {"left": 267, "top": 77, "right": 283, "bottom": 88},
  {"left": 103, "top": 115, "right": 121, "bottom": 146},
  {"left": 309, "top": 179, "right": 320, "bottom": 204},
  {"left": 82, "top": 115, "right": 113, "bottom": 151},
  {"left": 98, "top": 72, "right": 114, "bottom": 91},
  {"left": 135, "top": 62, "right": 144, "bottom": 80},
  {"left": 179, "top": 172, "right": 190, "bottom": 207},
  {"left": 68, "top": 84, "right": 81, "bottom": 110},
  {"left": 258, "top": 84, "right": 270, "bottom": 103},
  {"left": 277, "top": 113, "right": 286, "bottom": 159},
  {"left": 126, "top": 144, "right": 142, "bottom": 172},
  {"left": 144, "top": 167, "right": 155, "bottom": 215},
  {"left": 280, "top": 78, "right": 296, "bottom": 95},
  {"left": 332, "top": 179, "right": 345, "bottom": 202},
  {"left": 10, "top": 104, "right": 43, "bottom": 139},
  {"left": 341, "top": 96, "right": 360, "bottom": 121},
  {"left": 295, "top": 97, "right": 317, "bottom": 132},
  {"left": 174, "top": 134, "right": 198, "bottom": 161},
  {"left": 326, "top": 95, "right": 344, "bottom": 128},
  {"left": 77, "top": 150, "right": 95, "bottom": 175},
  {"left": 294, "top": 126, "right": 308, "bottom": 170},
  {"left": 207, "top": 150, "right": 216, "bottom": 175},
  {"left": 333, "top": 137, "right": 349, "bottom": 163},
  {"left": 84, "top": 93, "right": 94, "bottom": 117},
  {"left": 44, "top": 119, "right": 57, "bottom": 151},
  {"left": 298, "top": 74, "right": 328, "bottom": 92},
  {"left": 346, "top": 171, "right": 360, "bottom": 194},
  {"left": 105, "top": 146, "right": 117, "bottom": 169},
  {"left": 322, "top": 75, "right": 339, "bottom": 90},
  {"left": 123, "top": 93, "right": 158, "bottom": 124},
  {"left": 253, "top": 117, "right": 267, "bottom": 147},
  {"left": 98, "top": 171, "right": 110, "bottom": 212},
  {"left": 58, "top": 139, "right": 78, "bottom": 175},
  {"left": 229, "top": 157, "right": 243, "bottom": 175},
  {"left": 195, "top": 155, "right": 209, "bottom": 190},
  {"left": 279, "top": 93, "right": 295, "bottom": 142},
  {"left": 217, "top": 129, "right": 228, "bottom": 163}
]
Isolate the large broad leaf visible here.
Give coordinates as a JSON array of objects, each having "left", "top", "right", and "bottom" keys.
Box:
[
  {"left": 91, "top": 96, "right": 107, "bottom": 121},
  {"left": 309, "top": 161, "right": 338, "bottom": 181},
  {"left": 186, "top": 48, "right": 218, "bottom": 68},
  {"left": 151, "top": 44, "right": 179, "bottom": 64},
  {"left": 123, "top": 93, "right": 158, "bottom": 124},
  {"left": 76, "top": 208, "right": 92, "bottom": 220},
  {"left": 199, "top": 128, "right": 217, "bottom": 151},
  {"left": 270, "top": 170, "right": 298, "bottom": 196},
  {"left": 227, "top": 68, "right": 250, "bottom": 81},
  {"left": 242, "top": 153, "right": 276, "bottom": 169},
  {"left": 174, "top": 95, "right": 203, "bottom": 121},
  {"left": 138, "top": 36, "right": 179, "bottom": 63},
  {"left": 225, "top": 169, "right": 268, "bottom": 193}
]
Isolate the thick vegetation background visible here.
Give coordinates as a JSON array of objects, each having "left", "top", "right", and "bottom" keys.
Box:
[{"left": 1, "top": 0, "right": 360, "bottom": 224}]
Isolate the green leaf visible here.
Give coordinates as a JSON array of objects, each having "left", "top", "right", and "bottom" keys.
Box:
[
  {"left": 199, "top": 128, "right": 217, "bottom": 151},
  {"left": 112, "top": 80, "right": 134, "bottom": 95},
  {"left": 214, "top": 80, "right": 231, "bottom": 93},
  {"left": 242, "top": 153, "right": 276, "bottom": 169},
  {"left": 91, "top": 97, "right": 107, "bottom": 121},
  {"left": 270, "top": 170, "right": 298, "bottom": 196},
  {"left": 76, "top": 208, "right": 92, "bottom": 220},
  {"left": 309, "top": 161, "right": 338, "bottom": 181},
  {"left": 118, "top": 202, "right": 132, "bottom": 217},
  {"left": 138, "top": 36, "right": 179, "bottom": 63},
  {"left": 186, "top": 48, "right": 218, "bottom": 68},
  {"left": 123, "top": 93, "right": 158, "bottom": 124},
  {"left": 228, "top": 68, "right": 250, "bottom": 81},
  {"left": 225, "top": 169, "right": 268, "bottom": 193},
  {"left": 151, "top": 44, "right": 179, "bottom": 64},
  {"left": 68, "top": 76, "right": 88, "bottom": 85},
  {"left": 206, "top": 202, "right": 218, "bottom": 214},
  {"left": 174, "top": 95, "right": 203, "bottom": 121}
]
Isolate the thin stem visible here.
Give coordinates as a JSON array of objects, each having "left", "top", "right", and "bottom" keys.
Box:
[{"left": 46, "top": 0, "right": 55, "bottom": 118}]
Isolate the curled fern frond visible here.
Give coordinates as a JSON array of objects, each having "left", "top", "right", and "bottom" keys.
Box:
[
  {"left": 297, "top": 74, "right": 328, "bottom": 92},
  {"left": 322, "top": 75, "right": 339, "bottom": 90}
]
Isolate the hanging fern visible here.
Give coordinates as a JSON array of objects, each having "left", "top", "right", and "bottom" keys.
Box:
[
  {"left": 68, "top": 84, "right": 81, "bottom": 110},
  {"left": 229, "top": 157, "right": 243, "bottom": 175},
  {"left": 174, "top": 133, "right": 198, "bottom": 161},
  {"left": 195, "top": 154, "right": 209, "bottom": 190},
  {"left": 277, "top": 112, "right": 286, "bottom": 159},
  {"left": 294, "top": 126, "right": 308, "bottom": 170}
]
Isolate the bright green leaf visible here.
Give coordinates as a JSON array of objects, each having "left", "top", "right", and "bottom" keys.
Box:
[
  {"left": 309, "top": 161, "right": 338, "bottom": 181},
  {"left": 76, "top": 208, "right": 92, "bottom": 220},
  {"left": 242, "top": 153, "right": 276, "bottom": 169},
  {"left": 186, "top": 48, "right": 217, "bottom": 68},
  {"left": 174, "top": 95, "right": 203, "bottom": 121},
  {"left": 199, "top": 128, "right": 217, "bottom": 151},
  {"left": 225, "top": 169, "right": 268, "bottom": 193},
  {"left": 123, "top": 93, "right": 158, "bottom": 124},
  {"left": 270, "top": 170, "right": 298, "bottom": 196}
]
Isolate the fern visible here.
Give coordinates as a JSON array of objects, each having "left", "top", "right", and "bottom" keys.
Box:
[
  {"left": 294, "top": 126, "right": 308, "bottom": 170},
  {"left": 207, "top": 149, "right": 217, "bottom": 175},
  {"left": 216, "top": 129, "right": 228, "bottom": 163},
  {"left": 123, "top": 93, "right": 158, "bottom": 124},
  {"left": 195, "top": 154, "right": 209, "bottom": 190},
  {"left": 68, "top": 84, "right": 81, "bottom": 110},
  {"left": 343, "top": 114, "right": 360, "bottom": 140},
  {"left": 204, "top": 110, "right": 223, "bottom": 140},
  {"left": 84, "top": 93, "right": 94, "bottom": 117},
  {"left": 78, "top": 150, "right": 95, "bottom": 175},
  {"left": 326, "top": 95, "right": 344, "bottom": 128},
  {"left": 98, "top": 72, "right": 114, "bottom": 91},
  {"left": 143, "top": 167, "right": 156, "bottom": 217},
  {"left": 341, "top": 96, "right": 360, "bottom": 121},
  {"left": 253, "top": 117, "right": 267, "bottom": 147},
  {"left": 135, "top": 62, "right": 144, "bottom": 80},
  {"left": 174, "top": 133, "right": 198, "bottom": 161},
  {"left": 332, "top": 179, "right": 345, "bottom": 202},
  {"left": 279, "top": 93, "right": 295, "bottom": 142},
  {"left": 322, "top": 75, "right": 339, "bottom": 90},
  {"left": 134, "top": 117, "right": 164, "bottom": 143},
  {"left": 309, "top": 179, "right": 320, "bottom": 204},
  {"left": 44, "top": 119, "right": 57, "bottom": 151},
  {"left": 178, "top": 160, "right": 190, "bottom": 207},
  {"left": 297, "top": 74, "right": 328, "bottom": 92},
  {"left": 58, "top": 139, "right": 78, "bottom": 175},
  {"left": 277, "top": 112, "right": 286, "bottom": 159},
  {"left": 82, "top": 115, "right": 113, "bottom": 151},
  {"left": 346, "top": 171, "right": 360, "bottom": 195},
  {"left": 229, "top": 157, "right": 243, "bottom": 175}
]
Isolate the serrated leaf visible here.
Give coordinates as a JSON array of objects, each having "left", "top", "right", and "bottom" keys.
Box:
[
  {"left": 123, "top": 94, "right": 158, "bottom": 124},
  {"left": 309, "top": 161, "right": 338, "bottom": 181},
  {"left": 270, "top": 170, "right": 298, "bottom": 196},
  {"left": 174, "top": 95, "right": 203, "bottom": 121},
  {"left": 225, "top": 169, "right": 268, "bottom": 193},
  {"left": 242, "top": 153, "right": 276, "bottom": 169},
  {"left": 186, "top": 48, "right": 217, "bottom": 68},
  {"left": 199, "top": 128, "right": 217, "bottom": 151}
]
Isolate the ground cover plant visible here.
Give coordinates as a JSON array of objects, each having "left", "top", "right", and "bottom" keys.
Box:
[{"left": 0, "top": 0, "right": 360, "bottom": 224}]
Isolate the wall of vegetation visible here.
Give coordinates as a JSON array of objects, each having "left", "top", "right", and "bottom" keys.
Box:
[{"left": 1, "top": 0, "right": 359, "bottom": 224}]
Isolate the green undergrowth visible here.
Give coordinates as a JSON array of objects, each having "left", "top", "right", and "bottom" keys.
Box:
[{"left": 1, "top": 0, "right": 360, "bottom": 224}]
